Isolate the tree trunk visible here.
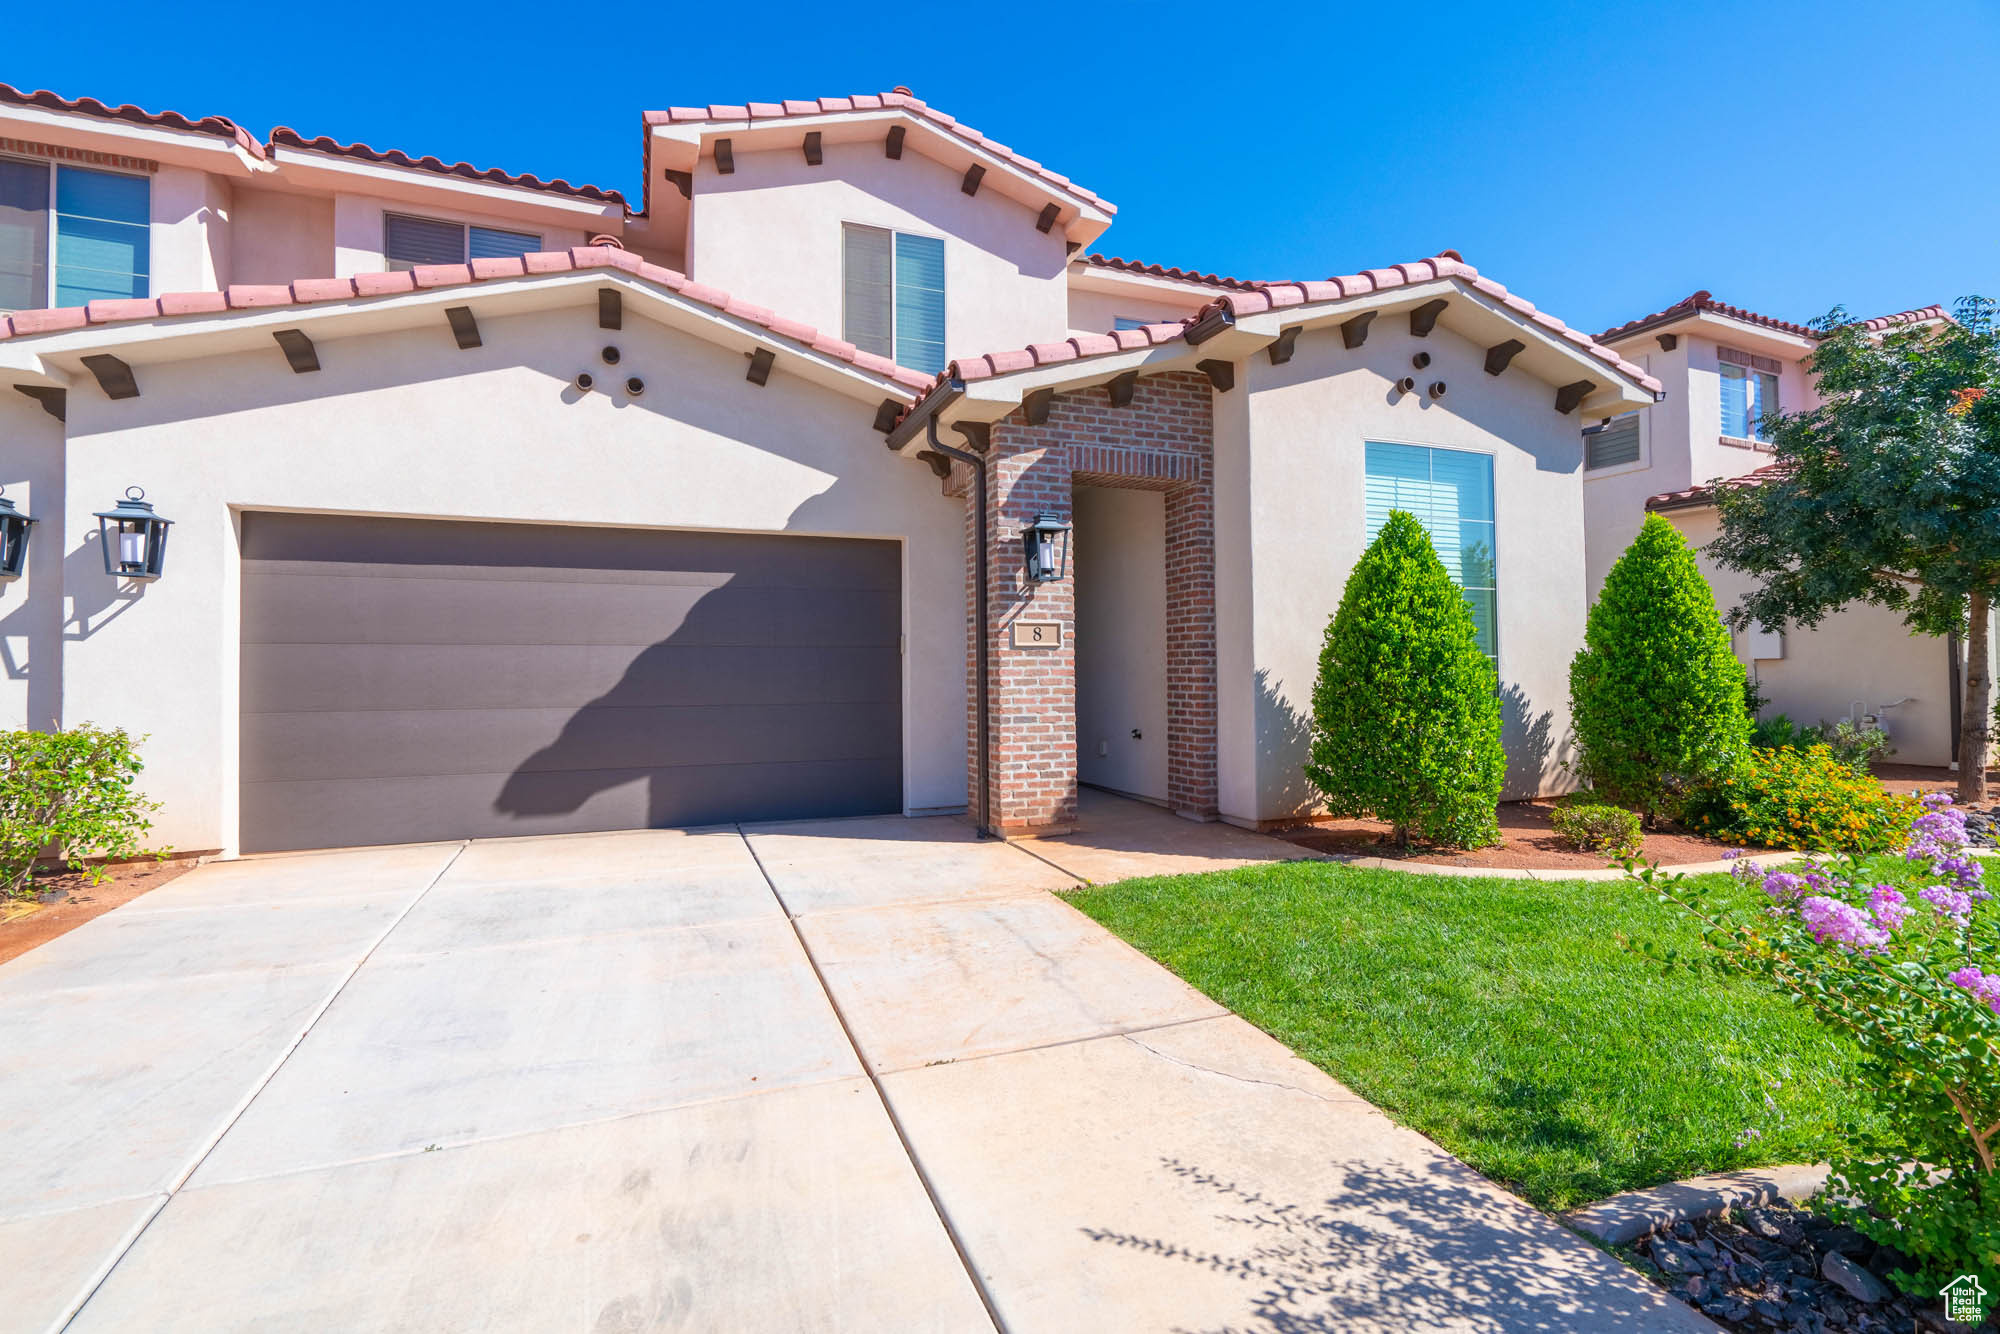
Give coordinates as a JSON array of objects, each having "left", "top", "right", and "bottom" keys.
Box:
[{"left": 1961, "top": 590, "right": 1992, "bottom": 806}]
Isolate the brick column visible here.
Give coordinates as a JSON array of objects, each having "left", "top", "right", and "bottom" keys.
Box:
[{"left": 967, "top": 370, "right": 1217, "bottom": 835}]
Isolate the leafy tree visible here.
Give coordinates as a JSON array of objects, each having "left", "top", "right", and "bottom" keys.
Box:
[
  {"left": 1707, "top": 297, "right": 1999, "bottom": 803},
  {"left": 1570, "top": 515, "right": 1751, "bottom": 825},
  {"left": 1305, "top": 510, "right": 1505, "bottom": 848}
]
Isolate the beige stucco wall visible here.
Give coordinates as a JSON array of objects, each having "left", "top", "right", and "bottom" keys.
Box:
[
  {"left": 1073, "top": 485, "right": 1168, "bottom": 802},
  {"left": 229, "top": 187, "right": 337, "bottom": 285},
  {"left": 149, "top": 165, "right": 232, "bottom": 292},
  {"left": 1214, "top": 319, "right": 1591, "bottom": 823},
  {"left": 1065, "top": 287, "right": 1205, "bottom": 337},
  {"left": 0, "top": 393, "right": 65, "bottom": 733},
  {"left": 1583, "top": 340, "right": 1684, "bottom": 598},
  {"left": 36, "top": 303, "right": 967, "bottom": 853},
  {"left": 1668, "top": 507, "right": 1964, "bottom": 767},
  {"left": 686, "top": 139, "right": 1070, "bottom": 364}
]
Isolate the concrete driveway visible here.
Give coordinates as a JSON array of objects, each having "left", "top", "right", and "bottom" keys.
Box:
[{"left": 5, "top": 791, "right": 1711, "bottom": 1333}]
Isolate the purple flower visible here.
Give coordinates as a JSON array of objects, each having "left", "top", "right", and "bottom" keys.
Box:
[
  {"left": 1800, "top": 896, "right": 1891, "bottom": 952},
  {"left": 1762, "top": 872, "right": 1809, "bottom": 903},
  {"left": 1867, "top": 884, "right": 1912, "bottom": 931},
  {"left": 1919, "top": 885, "right": 1975, "bottom": 920},
  {"left": 1722, "top": 848, "right": 1744, "bottom": 861},
  {"left": 1948, "top": 966, "right": 2000, "bottom": 1016}
]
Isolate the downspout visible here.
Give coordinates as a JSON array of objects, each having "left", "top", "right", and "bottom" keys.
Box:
[
  {"left": 923, "top": 412, "right": 993, "bottom": 839},
  {"left": 884, "top": 379, "right": 992, "bottom": 838}
]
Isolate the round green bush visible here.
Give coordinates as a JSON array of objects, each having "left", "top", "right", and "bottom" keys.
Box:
[
  {"left": 1305, "top": 510, "right": 1506, "bottom": 849},
  {"left": 1570, "top": 514, "right": 1751, "bottom": 825},
  {"left": 1549, "top": 801, "right": 1642, "bottom": 857}
]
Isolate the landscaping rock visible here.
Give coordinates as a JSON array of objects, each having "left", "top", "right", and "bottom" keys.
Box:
[
  {"left": 1821, "top": 1253, "right": 1890, "bottom": 1306},
  {"left": 1627, "top": 1199, "right": 1965, "bottom": 1333}
]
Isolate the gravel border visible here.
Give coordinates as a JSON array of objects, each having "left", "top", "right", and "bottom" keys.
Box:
[{"left": 1564, "top": 1165, "right": 1831, "bottom": 1247}]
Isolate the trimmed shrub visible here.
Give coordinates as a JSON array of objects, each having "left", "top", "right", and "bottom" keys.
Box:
[
  {"left": 1750, "top": 712, "right": 1810, "bottom": 751},
  {"left": 1570, "top": 514, "right": 1752, "bottom": 825},
  {"left": 1681, "top": 744, "right": 1919, "bottom": 853},
  {"left": 1550, "top": 801, "right": 1643, "bottom": 857},
  {"left": 1304, "top": 510, "right": 1506, "bottom": 849},
  {"left": 0, "top": 726, "right": 161, "bottom": 898}
]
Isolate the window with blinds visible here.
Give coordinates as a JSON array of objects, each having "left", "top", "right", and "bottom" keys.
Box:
[
  {"left": 0, "top": 159, "right": 149, "bottom": 310},
  {"left": 1364, "top": 442, "right": 1499, "bottom": 659},
  {"left": 1718, "top": 347, "right": 1780, "bottom": 441},
  {"left": 384, "top": 213, "right": 539, "bottom": 270},
  {"left": 842, "top": 223, "right": 947, "bottom": 375},
  {"left": 1585, "top": 413, "right": 1643, "bottom": 470},
  {"left": 1113, "top": 316, "right": 1150, "bottom": 331}
]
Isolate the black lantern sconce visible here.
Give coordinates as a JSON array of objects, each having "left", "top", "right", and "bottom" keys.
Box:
[
  {"left": 1022, "top": 512, "right": 1071, "bottom": 584},
  {"left": 0, "top": 487, "right": 35, "bottom": 583},
  {"left": 94, "top": 487, "right": 172, "bottom": 581}
]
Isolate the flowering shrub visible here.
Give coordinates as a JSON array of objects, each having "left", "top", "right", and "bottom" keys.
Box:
[
  {"left": 0, "top": 726, "right": 161, "bottom": 898},
  {"left": 1550, "top": 801, "right": 1643, "bottom": 857},
  {"left": 1681, "top": 744, "right": 1918, "bottom": 852},
  {"left": 1625, "top": 797, "right": 1998, "bottom": 1311}
]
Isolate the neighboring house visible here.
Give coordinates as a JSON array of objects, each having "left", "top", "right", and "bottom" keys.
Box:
[
  {"left": 0, "top": 83, "right": 1660, "bottom": 855},
  {"left": 1584, "top": 291, "right": 1987, "bottom": 768}
]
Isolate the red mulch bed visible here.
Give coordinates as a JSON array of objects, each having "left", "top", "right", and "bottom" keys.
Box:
[
  {"left": 0, "top": 857, "right": 198, "bottom": 966},
  {"left": 1273, "top": 801, "right": 1750, "bottom": 871}
]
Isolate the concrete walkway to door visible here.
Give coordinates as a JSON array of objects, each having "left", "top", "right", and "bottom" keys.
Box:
[{"left": 4, "top": 790, "right": 1712, "bottom": 1333}]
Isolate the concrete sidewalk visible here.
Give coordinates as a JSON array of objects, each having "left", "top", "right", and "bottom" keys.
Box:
[{"left": 4, "top": 793, "right": 1711, "bottom": 1332}]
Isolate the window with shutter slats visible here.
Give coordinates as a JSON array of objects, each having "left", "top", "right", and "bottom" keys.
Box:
[
  {"left": 1364, "top": 442, "right": 1499, "bottom": 660},
  {"left": 842, "top": 224, "right": 894, "bottom": 359},
  {"left": 384, "top": 213, "right": 467, "bottom": 270},
  {"left": 469, "top": 225, "right": 539, "bottom": 260},
  {"left": 892, "top": 232, "right": 945, "bottom": 374},
  {"left": 1586, "top": 413, "right": 1642, "bottom": 469},
  {"left": 0, "top": 158, "right": 50, "bottom": 311}
]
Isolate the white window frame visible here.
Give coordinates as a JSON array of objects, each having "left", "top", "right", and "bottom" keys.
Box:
[
  {"left": 840, "top": 221, "right": 948, "bottom": 372},
  {"left": 1582, "top": 410, "right": 1649, "bottom": 477},
  {"left": 382, "top": 210, "right": 542, "bottom": 270},
  {"left": 0, "top": 152, "right": 152, "bottom": 310},
  {"left": 1717, "top": 346, "right": 1781, "bottom": 447},
  {"left": 1362, "top": 437, "right": 1501, "bottom": 665}
]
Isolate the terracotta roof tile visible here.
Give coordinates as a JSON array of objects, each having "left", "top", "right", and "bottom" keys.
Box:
[
  {"left": 1602, "top": 293, "right": 1950, "bottom": 346},
  {"left": 1080, "top": 254, "right": 1267, "bottom": 291},
  {"left": 269, "top": 127, "right": 624, "bottom": 205},
  {"left": 0, "top": 81, "right": 265, "bottom": 158},
  {"left": 1853, "top": 304, "right": 1948, "bottom": 332},
  {"left": 641, "top": 91, "right": 1112, "bottom": 214},
  {"left": 1647, "top": 462, "right": 1786, "bottom": 511},
  {"left": 907, "top": 252, "right": 1662, "bottom": 425},
  {"left": 0, "top": 248, "right": 934, "bottom": 394}
]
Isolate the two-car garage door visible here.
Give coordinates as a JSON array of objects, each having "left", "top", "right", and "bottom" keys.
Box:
[{"left": 240, "top": 513, "right": 903, "bottom": 854}]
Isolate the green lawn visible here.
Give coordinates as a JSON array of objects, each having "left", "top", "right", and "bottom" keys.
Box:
[{"left": 1066, "top": 858, "right": 1897, "bottom": 1212}]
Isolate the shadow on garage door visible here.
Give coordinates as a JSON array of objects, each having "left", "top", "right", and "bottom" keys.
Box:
[{"left": 239, "top": 512, "right": 903, "bottom": 853}]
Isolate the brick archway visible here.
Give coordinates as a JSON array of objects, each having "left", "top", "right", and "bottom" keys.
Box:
[{"left": 961, "top": 370, "right": 1216, "bottom": 835}]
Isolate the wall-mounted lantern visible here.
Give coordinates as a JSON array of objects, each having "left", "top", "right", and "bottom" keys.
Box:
[
  {"left": 1022, "top": 512, "right": 1070, "bottom": 584},
  {"left": 94, "top": 487, "right": 171, "bottom": 581},
  {"left": 0, "top": 488, "right": 35, "bottom": 582}
]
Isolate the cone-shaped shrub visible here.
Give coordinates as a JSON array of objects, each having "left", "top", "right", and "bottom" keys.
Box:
[
  {"left": 1570, "top": 513, "right": 1751, "bottom": 824},
  {"left": 1305, "top": 510, "right": 1506, "bottom": 848}
]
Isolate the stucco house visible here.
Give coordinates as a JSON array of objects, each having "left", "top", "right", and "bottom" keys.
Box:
[
  {"left": 1582, "top": 291, "right": 1990, "bottom": 769},
  {"left": 0, "top": 83, "right": 1662, "bottom": 856}
]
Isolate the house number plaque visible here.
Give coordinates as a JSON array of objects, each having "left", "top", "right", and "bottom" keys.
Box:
[{"left": 1010, "top": 621, "right": 1064, "bottom": 649}]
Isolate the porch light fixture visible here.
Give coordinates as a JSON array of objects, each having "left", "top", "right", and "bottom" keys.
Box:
[
  {"left": 1022, "top": 512, "right": 1070, "bottom": 584},
  {"left": 0, "top": 488, "right": 34, "bottom": 582},
  {"left": 94, "top": 487, "right": 171, "bottom": 581}
]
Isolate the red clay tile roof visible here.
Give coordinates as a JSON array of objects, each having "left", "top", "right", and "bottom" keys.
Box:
[
  {"left": 642, "top": 91, "right": 1113, "bottom": 214},
  {"left": 1080, "top": 254, "right": 1266, "bottom": 291},
  {"left": 0, "top": 80, "right": 265, "bottom": 158},
  {"left": 0, "top": 247, "right": 934, "bottom": 394},
  {"left": 1600, "top": 293, "right": 1948, "bottom": 345},
  {"left": 269, "top": 128, "right": 625, "bottom": 205},
  {"left": 948, "top": 254, "right": 1661, "bottom": 394},
  {"left": 1597, "top": 290, "right": 1816, "bottom": 344},
  {"left": 1646, "top": 462, "right": 1786, "bottom": 511}
]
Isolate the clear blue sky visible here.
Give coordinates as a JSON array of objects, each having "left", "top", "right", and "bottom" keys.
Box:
[{"left": 8, "top": 0, "right": 1995, "bottom": 336}]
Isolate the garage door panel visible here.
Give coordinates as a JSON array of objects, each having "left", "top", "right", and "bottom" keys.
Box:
[
  {"left": 246, "top": 575, "right": 899, "bottom": 651},
  {"left": 241, "top": 702, "right": 902, "bottom": 783},
  {"left": 240, "top": 758, "right": 903, "bottom": 850},
  {"left": 239, "top": 514, "right": 905, "bottom": 853},
  {"left": 241, "top": 643, "right": 901, "bottom": 714}
]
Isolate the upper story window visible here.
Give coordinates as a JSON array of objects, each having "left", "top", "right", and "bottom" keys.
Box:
[
  {"left": 0, "top": 158, "right": 150, "bottom": 310},
  {"left": 1364, "top": 442, "right": 1498, "bottom": 659},
  {"left": 1718, "top": 345, "right": 1781, "bottom": 442},
  {"left": 383, "top": 213, "right": 540, "bottom": 271},
  {"left": 842, "top": 223, "right": 946, "bottom": 375},
  {"left": 1584, "top": 412, "right": 1643, "bottom": 470}
]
